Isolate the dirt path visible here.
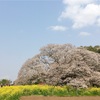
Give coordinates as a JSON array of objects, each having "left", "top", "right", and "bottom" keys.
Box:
[{"left": 20, "top": 96, "right": 100, "bottom": 100}]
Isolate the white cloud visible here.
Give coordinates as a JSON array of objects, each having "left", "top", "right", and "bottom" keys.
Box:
[
  {"left": 79, "top": 32, "right": 91, "bottom": 36},
  {"left": 59, "top": 0, "right": 100, "bottom": 28},
  {"left": 49, "top": 25, "right": 67, "bottom": 31},
  {"left": 97, "top": 18, "right": 100, "bottom": 26},
  {"left": 63, "top": 0, "right": 94, "bottom": 5}
]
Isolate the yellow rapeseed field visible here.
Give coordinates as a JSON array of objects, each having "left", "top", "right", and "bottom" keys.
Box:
[{"left": 0, "top": 85, "right": 100, "bottom": 100}]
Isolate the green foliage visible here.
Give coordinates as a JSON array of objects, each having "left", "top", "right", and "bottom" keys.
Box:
[
  {"left": 81, "top": 45, "right": 100, "bottom": 54},
  {"left": 0, "top": 79, "right": 12, "bottom": 86}
]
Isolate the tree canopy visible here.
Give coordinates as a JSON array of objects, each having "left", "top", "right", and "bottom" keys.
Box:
[{"left": 0, "top": 79, "right": 12, "bottom": 86}]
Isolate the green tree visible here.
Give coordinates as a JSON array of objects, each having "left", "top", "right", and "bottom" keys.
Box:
[
  {"left": 83, "top": 45, "right": 100, "bottom": 54},
  {"left": 0, "top": 79, "right": 12, "bottom": 86}
]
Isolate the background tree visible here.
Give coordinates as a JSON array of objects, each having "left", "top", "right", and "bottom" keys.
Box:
[
  {"left": 0, "top": 79, "right": 12, "bottom": 86},
  {"left": 80, "top": 45, "right": 100, "bottom": 54}
]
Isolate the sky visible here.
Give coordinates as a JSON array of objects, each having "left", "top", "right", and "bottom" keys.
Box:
[{"left": 0, "top": 0, "right": 100, "bottom": 81}]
